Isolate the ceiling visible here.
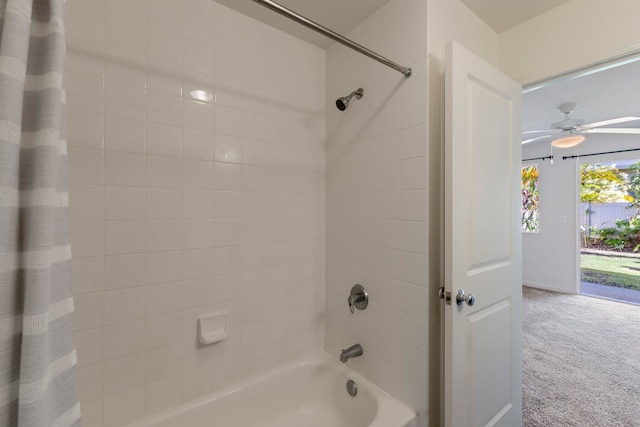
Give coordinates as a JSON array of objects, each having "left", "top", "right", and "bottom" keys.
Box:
[
  {"left": 213, "top": 0, "right": 567, "bottom": 49},
  {"left": 213, "top": 0, "right": 389, "bottom": 48},
  {"left": 523, "top": 58, "right": 640, "bottom": 143},
  {"left": 459, "top": 0, "right": 571, "bottom": 33}
]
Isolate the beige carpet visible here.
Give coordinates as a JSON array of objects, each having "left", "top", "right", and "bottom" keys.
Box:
[{"left": 523, "top": 287, "right": 640, "bottom": 427}]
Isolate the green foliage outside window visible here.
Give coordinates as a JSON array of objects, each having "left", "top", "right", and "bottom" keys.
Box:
[{"left": 522, "top": 165, "right": 539, "bottom": 232}]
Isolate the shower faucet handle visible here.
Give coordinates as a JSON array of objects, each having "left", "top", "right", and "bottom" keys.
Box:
[{"left": 347, "top": 284, "right": 368, "bottom": 314}]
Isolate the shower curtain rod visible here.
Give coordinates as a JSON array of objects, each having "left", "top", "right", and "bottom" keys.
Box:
[{"left": 251, "top": 0, "right": 412, "bottom": 78}]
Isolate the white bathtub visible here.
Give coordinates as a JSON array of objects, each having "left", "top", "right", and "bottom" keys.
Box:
[{"left": 126, "top": 352, "right": 416, "bottom": 427}]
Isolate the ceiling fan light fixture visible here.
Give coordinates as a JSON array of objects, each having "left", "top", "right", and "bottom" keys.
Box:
[{"left": 551, "top": 134, "right": 585, "bottom": 148}]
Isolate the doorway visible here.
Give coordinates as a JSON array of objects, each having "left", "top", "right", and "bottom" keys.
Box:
[
  {"left": 579, "top": 159, "right": 640, "bottom": 304},
  {"left": 522, "top": 55, "right": 640, "bottom": 296}
]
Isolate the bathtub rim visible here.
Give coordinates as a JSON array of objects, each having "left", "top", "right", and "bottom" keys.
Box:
[{"left": 124, "top": 351, "right": 417, "bottom": 427}]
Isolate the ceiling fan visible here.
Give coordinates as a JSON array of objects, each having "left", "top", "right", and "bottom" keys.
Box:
[{"left": 522, "top": 102, "right": 640, "bottom": 147}]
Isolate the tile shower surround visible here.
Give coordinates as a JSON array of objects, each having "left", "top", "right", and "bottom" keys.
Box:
[
  {"left": 66, "top": 0, "right": 325, "bottom": 425},
  {"left": 66, "top": 0, "right": 429, "bottom": 426},
  {"left": 325, "top": 0, "right": 430, "bottom": 425}
]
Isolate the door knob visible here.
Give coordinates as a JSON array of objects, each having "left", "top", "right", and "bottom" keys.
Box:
[{"left": 456, "top": 289, "right": 476, "bottom": 306}]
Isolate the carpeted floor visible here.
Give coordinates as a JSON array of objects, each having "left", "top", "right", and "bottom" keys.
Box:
[{"left": 523, "top": 287, "right": 640, "bottom": 427}]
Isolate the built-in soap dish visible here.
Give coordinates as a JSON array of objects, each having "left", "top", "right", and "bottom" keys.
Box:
[{"left": 198, "top": 312, "right": 229, "bottom": 345}]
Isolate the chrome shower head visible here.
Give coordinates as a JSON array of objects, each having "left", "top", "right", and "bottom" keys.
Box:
[{"left": 336, "top": 88, "right": 364, "bottom": 111}]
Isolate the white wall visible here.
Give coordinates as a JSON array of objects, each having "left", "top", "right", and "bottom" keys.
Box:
[
  {"left": 522, "top": 135, "right": 640, "bottom": 294},
  {"left": 324, "top": 0, "right": 430, "bottom": 425},
  {"left": 66, "top": 1, "right": 325, "bottom": 425},
  {"left": 500, "top": 0, "right": 640, "bottom": 85},
  {"left": 428, "top": 0, "right": 499, "bottom": 67}
]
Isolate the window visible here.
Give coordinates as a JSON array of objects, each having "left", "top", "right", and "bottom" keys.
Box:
[{"left": 522, "top": 164, "right": 539, "bottom": 232}]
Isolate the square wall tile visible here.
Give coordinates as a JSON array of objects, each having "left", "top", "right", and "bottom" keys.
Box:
[
  {"left": 242, "top": 138, "right": 268, "bottom": 166},
  {"left": 103, "top": 352, "right": 145, "bottom": 395},
  {"left": 214, "top": 163, "right": 242, "bottom": 191},
  {"left": 147, "top": 123, "right": 182, "bottom": 157},
  {"left": 70, "top": 221, "right": 103, "bottom": 258},
  {"left": 76, "top": 328, "right": 103, "bottom": 367},
  {"left": 72, "top": 257, "right": 104, "bottom": 295},
  {"left": 105, "top": 116, "right": 145, "bottom": 153},
  {"left": 104, "top": 186, "right": 145, "bottom": 220},
  {"left": 214, "top": 106, "right": 242, "bottom": 136},
  {"left": 145, "top": 344, "right": 181, "bottom": 382},
  {"left": 214, "top": 134, "right": 241, "bottom": 164},
  {"left": 105, "top": 81, "right": 146, "bottom": 121},
  {"left": 402, "top": 91, "right": 427, "bottom": 129},
  {"left": 105, "top": 0, "right": 146, "bottom": 56},
  {"left": 105, "top": 48, "right": 146, "bottom": 88},
  {"left": 182, "top": 190, "right": 214, "bottom": 219},
  {"left": 146, "top": 312, "right": 182, "bottom": 349},
  {"left": 104, "top": 151, "right": 146, "bottom": 187},
  {"left": 66, "top": 0, "right": 106, "bottom": 43},
  {"left": 183, "top": 129, "right": 214, "bottom": 161},
  {"left": 183, "top": 68, "right": 214, "bottom": 98},
  {"left": 66, "top": 35, "right": 104, "bottom": 79},
  {"left": 68, "top": 147, "right": 103, "bottom": 185},
  {"left": 145, "top": 375, "right": 181, "bottom": 416},
  {"left": 103, "top": 320, "right": 145, "bottom": 360},
  {"left": 182, "top": 248, "right": 214, "bottom": 280},
  {"left": 74, "top": 293, "right": 103, "bottom": 331},
  {"left": 104, "top": 221, "right": 146, "bottom": 255},
  {"left": 182, "top": 220, "right": 214, "bottom": 249},
  {"left": 70, "top": 185, "right": 103, "bottom": 221},
  {"left": 147, "top": 0, "right": 184, "bottom": 62},
  {"left": 147, "top": 56, "right": 182, "bottom": 96},
  {"left": 184, "top": 42, "right": 215, "bottom": 74},
  {"left": 146, "top": 251, "right": 182, "bottom": 285},
  {"left": 182, "top": 159, "right": 214, "bottom": 190},
  {"left": 402, "top": 124, "right": 427, "bottom": 159},
  {"left": 102, "top": 386, "right": 145, "bottom": 427},
  {"left": 146, "top": 282, "right": 182, "bottom": 317},
  {"left": 215, "top": 77, "right": 242, "bottom": 109},
  {"left": 213, "top": 191, "right": 242, "bottom": 219},
  {"left": 148, "top": 91, "right": 182, "bottom": 127},
  {"left": 146, "top": 188, "right": 181, "bottom": 219},
  {"left": 66, "top": 72, "right": 104, "bottom": 114},
  {"left": 103, "top": 287, "right": 145, "bottom": 325},
  {"left": 182, "top": 277, "right": 213, "bottom": 310},
  {"left": 67, "top": 110, "right": 104, "bottom": 150},
  {"left": 78, "top": 363, "right": 103, "bottom": 403},
  {"left": 104, "top": 254, "right": 146, "bottom": 290},
  {"left": 401, "top": 157, "right": 427, "bottom": 189},
  {"left": 146, "top": 220, "right": 182, "bottom": 252},
  {"left": 147, "top": 155, "right": 182, "bottom": 188},
  {"left": 183, "top": 99, "right": 214, "bottom": 132}
]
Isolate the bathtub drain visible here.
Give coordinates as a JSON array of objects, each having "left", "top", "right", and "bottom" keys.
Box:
[{"left": 346, "top": 379, "right": 358, "bottom": 397}]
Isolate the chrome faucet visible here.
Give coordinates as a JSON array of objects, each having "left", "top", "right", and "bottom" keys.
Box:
[{"left": 340, "top": 344, "right": 363, "bottom": 363}]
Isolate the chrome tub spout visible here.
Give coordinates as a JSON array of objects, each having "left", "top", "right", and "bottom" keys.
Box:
[{"left": 340, "top": 344, "right": 363, "bottom": 363}]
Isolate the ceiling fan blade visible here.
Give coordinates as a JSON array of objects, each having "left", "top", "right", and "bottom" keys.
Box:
[
  {"left": 523, "top": 129, "right": 554, "bottom": 134},
  {"left": 583, "top": 116, "right": 640, "bottom": 128},
  {"left": 584, "top": 128, "right": 640, "bottom": 134},
  {"left": 522, "top": 134, "right": 553, "bottom": 144}
]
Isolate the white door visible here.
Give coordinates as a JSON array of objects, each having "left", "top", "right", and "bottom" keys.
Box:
[{"left": 444, "top": 41, "right": 523, "bottom": 427}]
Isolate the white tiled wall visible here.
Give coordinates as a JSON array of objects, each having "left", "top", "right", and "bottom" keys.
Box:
[
  {"left": 66, "top": 1, "right": 325, "bottom": 425},
  {"left": 325, "top": 0, "right": 429, "bottom": 426}
]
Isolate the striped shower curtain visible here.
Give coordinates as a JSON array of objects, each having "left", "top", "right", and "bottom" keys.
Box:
[{"left": 0, "top": 0, "right": 81, "bottom": 426}]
